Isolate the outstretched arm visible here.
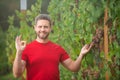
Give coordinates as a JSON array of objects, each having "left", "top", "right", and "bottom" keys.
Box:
[
  {"left": 13, "top": 35, "right": 26, "bottom": 78},
  {"left": 61, "top": 44, "right": 93, "bottom": 72}
]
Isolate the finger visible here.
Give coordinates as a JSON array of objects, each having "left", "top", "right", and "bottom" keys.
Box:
[
  {"left": 15, "top": 36, "right": 19, "bottom": 43},
  {"left": 19, "top": 35, "right": 22, "bottom": 41},
  {"left": 87, "top": 43, "right": 93, "bottom": 51},
  {"left": 86, "top": 44, "right": 90, "bottom": 49},
  {"left": 15, "top": 36, "right": 18, "bottom": 42},
  {"left": 90, "top": 42, "right": 95, "bottom": 48},
  {"left": 21, "top": 41, "right": 26, "bottom": 46},
  {"left": 83, "top": 44, "right": 89, "bottom": 49},
  {"left": 90, "top": 42, "right": 94, "bottom": 47},
  {"left": 15, "top": 35, "right": 22, "bottom": 45}
]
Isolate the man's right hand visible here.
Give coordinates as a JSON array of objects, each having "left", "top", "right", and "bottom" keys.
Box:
[{"left": 15, "top": 35, "right": 26, "bottom": 54}]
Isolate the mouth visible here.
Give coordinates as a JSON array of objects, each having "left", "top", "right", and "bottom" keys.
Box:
[{"left": 38, "top": 32, "right": 49, "bottom": 39}]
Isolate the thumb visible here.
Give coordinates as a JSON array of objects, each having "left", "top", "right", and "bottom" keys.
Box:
[{"left": 87, "top": 43, "right": 93, "bottom": 51}]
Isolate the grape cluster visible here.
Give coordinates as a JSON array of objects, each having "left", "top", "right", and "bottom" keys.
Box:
[{"left": 90, "top": 28, "right": 104, "bottom": 47}]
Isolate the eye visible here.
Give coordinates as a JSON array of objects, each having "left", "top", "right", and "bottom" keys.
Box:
[
  {"left": 38, "top": 26, "right": 42, "bottom": 28},
  {"left": 44, "top": 26, "right": 48, "bottom": 28}
]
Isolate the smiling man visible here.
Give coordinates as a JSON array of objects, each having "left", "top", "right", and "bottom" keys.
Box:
[{"left": 13, "top": 14, "right": 92, "bottom": 80}]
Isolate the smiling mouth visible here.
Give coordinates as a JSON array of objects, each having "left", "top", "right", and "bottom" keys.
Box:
[{"left": 40, "top": 32, "right": 46, "bottom": 35}]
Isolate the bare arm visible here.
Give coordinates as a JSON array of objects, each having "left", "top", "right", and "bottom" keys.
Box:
[
  {"left": 61, "top": 44, "right": 93, "bottom": 72},
  {"left": 13, "top": 35, "right": 26, "bottom": 78}
]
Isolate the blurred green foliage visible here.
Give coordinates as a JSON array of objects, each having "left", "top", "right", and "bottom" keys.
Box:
[
  {"left": 0, "top": 27, "right": 9, "bottom": 75},
  {"left": 48, "top": 0, "right": 120, "bottom": 79}
]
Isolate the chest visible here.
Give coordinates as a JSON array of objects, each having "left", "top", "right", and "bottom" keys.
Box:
[{"left": 26, "top": 45, "right": 61, "bottom": 66}]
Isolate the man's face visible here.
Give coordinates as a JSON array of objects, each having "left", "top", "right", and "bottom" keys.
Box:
[{"left": 34, "top": 20, "right": 51, "bottom": 40}]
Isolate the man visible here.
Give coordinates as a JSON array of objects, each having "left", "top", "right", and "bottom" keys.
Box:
[{"left": 13, "top": 14, "right": 92, "bottom": 80}]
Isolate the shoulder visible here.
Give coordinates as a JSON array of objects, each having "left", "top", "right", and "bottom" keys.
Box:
[
  {"left": 25, "top": 40, "right": 37, "bottom": 48},
  {"left": 49, "top": 41, "right": 62, "bottom": 48},
  {"left": 49, "top": 41, "right": 65, "bottom": 51}
]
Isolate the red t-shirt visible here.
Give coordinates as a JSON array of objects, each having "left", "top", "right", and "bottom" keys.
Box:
[{"left": 22, "top": 40, "right": 69, "bottom": 80}]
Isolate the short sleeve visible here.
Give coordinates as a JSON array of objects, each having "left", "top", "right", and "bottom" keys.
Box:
[{"left": 60, "top": 47, "right": 70, "bottom": 62}]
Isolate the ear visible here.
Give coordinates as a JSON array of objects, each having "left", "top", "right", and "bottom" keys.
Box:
[
  {"left": 34, "top": 25, "right": 36, "bottom": 30},
  {"left": 50, "top": 26, "right": 53, "bottom": 32}
]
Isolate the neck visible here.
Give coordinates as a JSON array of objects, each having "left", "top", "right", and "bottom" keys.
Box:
[{"left": 36, "top": 37, "right": 49, "bottom": 43}]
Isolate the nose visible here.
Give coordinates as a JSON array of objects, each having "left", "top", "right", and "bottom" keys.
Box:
[{"left": 41, "top": 26, "right": 45, "bottom": 31}]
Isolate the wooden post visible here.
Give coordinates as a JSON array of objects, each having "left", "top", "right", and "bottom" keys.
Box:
[
  {"left": 104, "top": 0, "right": 109, "bottom": 80},
  {"left": 104, "top": 5, "right": 108, "bottom": 60},
  {"left": 21, "top": 10, "right": 26, "bottom": 15}
]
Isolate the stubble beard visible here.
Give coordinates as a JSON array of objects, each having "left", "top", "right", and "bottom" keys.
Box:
[{"left": 37, "top": 32, "right": 49, "bottom": 40}]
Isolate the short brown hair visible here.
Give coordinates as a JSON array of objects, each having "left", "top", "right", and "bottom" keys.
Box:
[{"left": 35, "top": 14, "right": 52, "bottom": 26}]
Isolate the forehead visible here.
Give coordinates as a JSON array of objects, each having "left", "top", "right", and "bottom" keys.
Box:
[{"left": 36, "top": 20, "right": 50, "bottom": 26}]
